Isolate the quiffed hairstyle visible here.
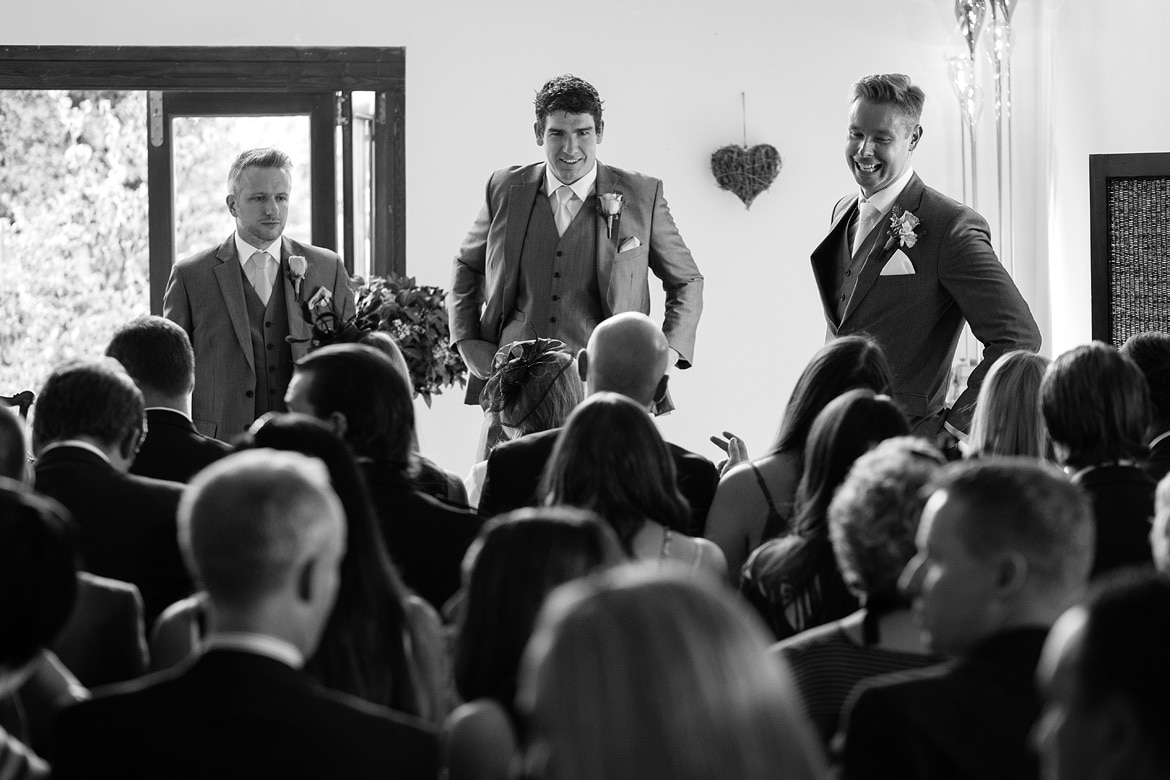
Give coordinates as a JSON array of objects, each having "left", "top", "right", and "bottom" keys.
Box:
[
  {"left": 106, "top": 316, "right": 195, "bottom": 398},
  {"left": 968, "top": 350, "right": 1051, "bottom": 460},
  {"left": 850, "top": 73, "right": 926, "bottom": 123},
  {"left": 1041, "top": 342, "right": 1151, "bottom": 468},
  {"left": 227, "top": 147, "right": 293, "bottom": 196},
  {"left": 534, "top": 74, "right": 604, "bottom": 134},
  {"left": 1120, "top": 330, "right": 1170, "bottom": 424},
  {"left": 32, "top": 359, "right": 144, "bottom": 452}
]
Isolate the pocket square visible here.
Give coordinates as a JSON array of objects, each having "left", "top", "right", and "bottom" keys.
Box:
[
  {"left": 618, "top": 236, "right": 641, "bottom": 253},
  {"left": 881, "top": 249, "right": 916, "bottom": 276}
]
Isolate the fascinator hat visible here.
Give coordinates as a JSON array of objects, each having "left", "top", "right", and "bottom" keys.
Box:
[{"left": 480, "top": 339, "right": 579, "bottom": 434}]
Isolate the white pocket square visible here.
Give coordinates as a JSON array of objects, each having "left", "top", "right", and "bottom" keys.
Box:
[
  {"left": 618, "top": 236, "right": 641, "bottom": 253},
  {"left": 880, "top": 249, "right": 916, "bottom": 276}
]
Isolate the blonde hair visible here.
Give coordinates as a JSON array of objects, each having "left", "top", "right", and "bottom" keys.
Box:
[{"left": 969, "top": 350, "right": 1051, "bottom": 459}]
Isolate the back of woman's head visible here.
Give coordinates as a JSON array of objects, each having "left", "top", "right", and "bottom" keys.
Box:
[
  {"left": 969, "top": 350, "right": 1051, "bottom": 459},
  {"left": 1041, "top": 342, "right": 1151, "bottom": 468},
  {"left": 481, "top": 339, "right": 583, "bottom": 437},
  {"left": 540, "top": 393, "right": 688, "bottom": 554},
  {"left": 518, "top": 564, "right": 826, "bottom": 780},
  {"left": 773, "top": 335, "right": 894, "bottom": 457},
  {"left": 793, "top": 389, "right": 909, "bottom": 536},
  {"left": 454, "top": 507, "right": 622, "bottom": 709}
]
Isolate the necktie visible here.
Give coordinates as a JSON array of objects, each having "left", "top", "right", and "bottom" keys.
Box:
[
  {"left": 554, "top": 185, "right": 576, "bottom": 237},
  {"left": 853, "top": 201, "right": 881, "bottom": 258},
  {"left": 247, "top": 251, "right": 274, "bottom": 305}
]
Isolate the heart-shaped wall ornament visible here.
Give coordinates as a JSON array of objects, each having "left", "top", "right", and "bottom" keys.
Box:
[{"left": 710, "top": 143, "right": 782, "bottom": 209}]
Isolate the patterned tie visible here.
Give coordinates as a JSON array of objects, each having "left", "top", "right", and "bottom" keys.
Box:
[
  {"left": 853, "top": 201, "right": 882, "bottom": 258},
  {"left": 554, "top": 185, "right": 576, "bottom": 237},
  {"left": 247, "top": 251, "right": 274, "bottom": 305}
]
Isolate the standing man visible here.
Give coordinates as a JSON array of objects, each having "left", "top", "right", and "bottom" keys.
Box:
[
  {"left": 164, "top": 148, "right": 355, "bottom": 440},
  {"left": 811, "top": 73, "right": 1040, "bottom": 442},
  {"left": 448, "top": 74, "right": 704, "bottom": 408}
]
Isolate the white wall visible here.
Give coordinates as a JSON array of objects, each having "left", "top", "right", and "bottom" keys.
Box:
[{"left": 6, "top": 0, "right": 1136, "bottom": 479}]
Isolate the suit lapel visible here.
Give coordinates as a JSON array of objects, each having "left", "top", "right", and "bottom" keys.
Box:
[
  {"left": 212, "top": 235, "right": 255, "bottom": 371},
  {"left": 281, "top": 237, "right": 311, "bottom": 359},
  {"left": 501, "top": 168, "right": 542, "bottom": 321},
  {"left": 811, "top": 196, "right": 858, "bottom": 324},
  {"left": 595, "top": 164, "right": 618, "bottom": 300}
]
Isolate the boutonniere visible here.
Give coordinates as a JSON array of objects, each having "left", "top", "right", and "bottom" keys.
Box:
[
  {"left": 287, "top": 255, "right": 308, "bottom": 299},
  {"left": 599, "top": 192, "right": 624, "bottom": 239},
  {"left": 885, "top": 206, "right": 922, "bottom": 250}
]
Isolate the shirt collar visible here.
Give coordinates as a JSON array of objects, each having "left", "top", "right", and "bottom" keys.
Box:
[
  {"left": 235, "top": 233, "right": 283, "bottom": 270},
  {"left": 39, "top": 440, "right": 113, "bottom": 465},
  {"left": 203, "top": 632, "right": 304, "bottom": 668},
  {"left": 1151, "top": 430, "right": 1170, "bottom": 450},
  {"left": 545, "top": 162, "right": 598, "bottom": 203},
  {"left": 145, "top": 406, "right": 193, "bottom": 422},
  {"left": 858, "top": 165, "right": 915, "bottom": 217}
]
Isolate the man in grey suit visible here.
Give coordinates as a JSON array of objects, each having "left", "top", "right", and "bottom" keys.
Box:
[
  {"left": 449, "top": 74, "right": 704, "bottom": 406},
  {"left": 811, "top": 74, "right": 1040, "bottom": 442},
  {"left": 164, "top": 148, "right": 355, "bottom": 440}
]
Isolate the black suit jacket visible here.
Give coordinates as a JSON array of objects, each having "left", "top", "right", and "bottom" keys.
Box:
[
  {"left": 51, "top": 573, "right": 147, "bottom": 687},
  {"left": 1073, "top": 463, "right": 1156, "bottom": 577},
  {"left": 52, "top": 648, "right": 438, "bottom": 779},
  {"left": 837, "top": 627, "right": 1049, "bottom": 780},
  {"left": 33, "top": 446, "right": 193, "bottom": 627},
  {"left": 131, "top": 408, "right": 232, "bottom": 484},
  {"left": 1144, "top": 434, "right": 1170, "bottom": 484},
  {"left": 477, "top": 427, "right": 718, "bottom": 536}
]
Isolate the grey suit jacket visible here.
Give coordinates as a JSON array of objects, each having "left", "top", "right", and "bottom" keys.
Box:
[
  {"left": 163, "top": 234, "right": 355, "bottom": 439},
  {"left": 811, "top": 174, "right": 1040, "bottom": 434}
]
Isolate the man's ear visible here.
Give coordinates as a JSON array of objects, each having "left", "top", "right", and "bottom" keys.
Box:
[
  {"left": 325, "top": 411, "right": 348, "bottom": 440},
  {"left": 994, "top": 550, "right": 1028, "bottom": 597},
  {"left": 909, "top": 124, "right": 924, "bottom": 151},
  {"left": 577, "top": 349, "right": 589, "bottom": 383},
  {"left": 534, "top": 120, "right": 544, "bottom": 146},
  {"left": 116, "top": 426, "right": 141, "bottom": 463},
  {"left": 653, "top": 374, "right": 670, "bottom": 405},
  {"left": 296, "top": 556, "right": 317, "bottom": 603},
  {"left": 596, "top": 119, "right": 604, "bottom": 144},
  {"left": 226, "top": 193, "right": 238, "bottom": 216}
]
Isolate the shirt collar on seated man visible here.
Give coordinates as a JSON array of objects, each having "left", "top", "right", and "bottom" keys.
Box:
[
  {"left": 235, "top": 232, "right": 283, "bottom": 269},
  {"left": 39, "top": 440, "right": 113, "bottom": 465},
  {"left": 545, "top": 161, "right": 598, "bottom": 202},
  {"left": 203, "top": 632, "right": 305, "bottom": 669},
  {"left": 857, "top": 165, "right": 915, "bottom": 215}
]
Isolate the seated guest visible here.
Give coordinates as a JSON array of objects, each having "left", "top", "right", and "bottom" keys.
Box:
[
  {"left": 1041, "top": 342, "right": 1155, "bottom": 576},
  {"left": 518, "top": 564, "right": 827, "bottom": 780},
  {"left": 31, "top": 359, "right": 191, "bottom": 626},
  {"left": 707, "top": 335, "right": 894, "bottom": 576},
  {"left": 838, "top": 459, "right": 1094, "bottom": 779},
  {"left": 52, "top": 450, "right": 438, "bottom": 779},
  {"left": 286, "top": 344, "right": 483, "bottom": 609},
  {"left": 106, "top": 316, "right": 231, "bottom": 483},
  {"left": 0, "top": 406, "right": 29, "bottom": 482},
  {"left": 1151, "top": 474, "right": 1170, "bottom": 573},
  {"left": 967, "top": 350, "right": 1052, "bottom": 460},
  {"left": 445, "top": 507, "right": 622, "bottom": 780},
  {"left": 741, "top": 390, "right": 909, "bottom": 639},
  {"left": 479, "top": 312, "right": 717, "bottom": 536},
  {"left": 540, "top": 393, "right": 726, "bottom": 579},
  {"left": 1034, "top": 570, "right": 1170, "bottom": 780},
  {"left": 774, "top": 436, "right": 945, "bottom": 746},
  {"left": 1120, "top": 331, "right": 1170, "bottom": 481}
]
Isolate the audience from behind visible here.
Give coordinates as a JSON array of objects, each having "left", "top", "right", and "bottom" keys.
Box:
[
  {"left": 774, "top": 436, "right": 945, "bottom": 745},
  {"left": 967, "top": 349, "right": 1052, "bottom": 460},
  {"left": 105, "top": 316, "right": 231, "bottom": 483},
  {"left": 741, "top": 389, "right": 908, "bottom": 639},
  {"left": 479, "top": 312, "right": 717, "bottom": 536},
  {"left": 706, "top": 335, "right": 894, "bottom": 576},
  {"left": 150, "top": 413, "right": 450, "bottom": 723},
  {"left": 1034, "top": 570, "right": 1170, "bottom": 780},
  {"left": 286, "top": 344, "right": 483, "bottom": 609},
  {"left": 1150, "top": 474, "right": 1170, "bottom": 573},
  {"left": 445, "top": 507, "right": 623, "bottom": 780},
  {"left": 517, "top": 564, "right": 826, "bottom": 780},
  {"left": 1041, "top": 341, "right": 1155, "bottom": 577},
  {"left": 52, "top": 450, "right": 438, "bottom": 779},
  {"left": 0, "top": 406, "right": 29, "bottom": 482},
  {"left": 838, "top": 458, "right": 1094, "bottom": 779},
  {"left": 540, "top": 393, "right": 727, "bottom": 579},
  {"left": 31, "top": 359, "right": 191, "bottom": 627},
  {"left": 1120, "top": 330, "right": 1170, "bottom": 481}
]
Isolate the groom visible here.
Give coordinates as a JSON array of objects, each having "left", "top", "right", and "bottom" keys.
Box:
[
  {"left": 811, "top": 73, "right": 1040, "bottom": 442},
  {"left": 448, "top": 74, "right": 704, "bottom": 407}
]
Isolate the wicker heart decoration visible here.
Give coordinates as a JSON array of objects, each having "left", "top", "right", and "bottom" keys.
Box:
[{"left": 710, "top": 144, "right": 782, "bottom": 209}]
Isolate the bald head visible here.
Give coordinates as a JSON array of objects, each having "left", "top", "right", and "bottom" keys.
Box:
[{"left": 579, "top": 313, "right": 669, "bottom": 408}]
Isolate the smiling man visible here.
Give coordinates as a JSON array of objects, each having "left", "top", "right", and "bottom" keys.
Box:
[
  {"left": 448, "top": 74, "right": 703, "bottom": 418},
  {"left": 811, "top": 74, "right": 1040, "bottom": 446},
  {"left": 163, "top": 148, "right": 355, "bottom": 440}
]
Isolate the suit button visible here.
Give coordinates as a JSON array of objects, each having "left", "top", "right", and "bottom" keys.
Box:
[
  {"left": 556, "top": 251, "right": 563, "bottom": 257},
  {"left": 550, "top": 317, "right": 557, "bottom": 324},
  {"left": 554, "top": 272, "right": 561, "bottom": 279},
  {"left": 845, "top": 270, "right": 852, "bottom": 277},
  {"left": 269, "top": 366, "right": 276, "bottom": 373},
  {"left": 840, "top": 294, "right": 846, "bottom": 301},
  {"left": 265, "top": 322, "right": 272, "bottom": 328},
  {"left": 245, "top": 390, "right": 254, "bottom": 398},
  {"left": 266, "top": 343, "right": 274, "bottom": 350},
  {"left": 552, "top": 295, "right": 560, "bottom": 301}
]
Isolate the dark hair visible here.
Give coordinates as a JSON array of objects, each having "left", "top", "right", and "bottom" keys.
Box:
[
  {"left": 534, "top": 74, "right": 604, "bottom": 135},
  {"left": 294, "top": 344, "right": 414, "bottom": 473},
  {"left": 0, "top": 480, "right": 79, "bottom": 670},
  {"left": 228, "top": 147, "right": 293, "bottom": 195},
  {"left": 1041, "top": 342, "right": 1151, "bottom": 468},
  {"left": 454, "top": 507, "right": 620, "bottom": 716},
  {"left": 770, "top": 336, "right": 894, "bottom": 465},
  {"left": 106, "top": 316, "right": 195, "bottom": 398},
  {"left": 32, "top": 359, "right": 144, "bottom": 451},
  {"left": 0, "top": 407, "right": 26, "bottom": 481},
  {"left": 1121, "top": 331, "right": 1170, "bottom": 424},
  {"left": 482, "top": 339, "right": 582, "bottom": 436},
  {"left": 238, "top": 413, "right": 422, "bottom": 716},
  {"left": 540, "top": 393, "right": 688, "bottom": 555},
  {"left": 850, "top": 74, "right": 926, "bottom": 123}
]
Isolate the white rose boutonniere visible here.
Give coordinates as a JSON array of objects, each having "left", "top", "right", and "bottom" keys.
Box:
[
  {"left": 887, "top": 207, "right": 922, "bottom": 249},
  {"left": 287, "top": 255, "right": 308, "bottom": 299},
  {"left": 599, "top": 192, "right": 624, "bottom": 239}
]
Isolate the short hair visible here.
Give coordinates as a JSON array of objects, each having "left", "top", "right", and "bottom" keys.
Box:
[
  {"left": 0, "top": 407, "right": 26, "bottom": 481},
  {"left": 850, "top": 73, "right": 926, "bottom": 123},
  {"left": 1120, "top": 331, "right": 1170, "bottom": 422},
  {"left": 179, "top": 449, "right": 344, "bottom": 611},
  {"left": 0, "top": 481, "right": 79, "bottom": 670},
  {"left": 540, "top": 393, "right": 689, "bottom": 555},
  {"left": 106, "top": 316, "right": 195, "bottom": 397},
  {"left": 32, "top": 359, "right": 144, "bottom": 451},
  {"left": 358, "top": 331, "right": 412, "bottom": 385},
  {"left": 294, "top": 344, "right": 414, "bottom": 472},
  {"left": 534, "top": 74, "right": 604, "bottom": 134},
  {"left": 929, "top": 459, "right": 1094, "bottom": 594},
  {"left": 518, "top": 565, "right": 826, "bottom": 780},
  {"left": 829, "top": 436, "right": 945, "bottom": 602},
  {"left": 968, "top": 350, "right": 1052, "bottom": 459},
  {"left": 481, "top": 339, "right": 582, "bottom": 436},
  {"left": 227, "top": 147, "right": 293, "bottom": 196},
  {"left": 1041, "top": 342, "right": 1151, "bottom": 468}
]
